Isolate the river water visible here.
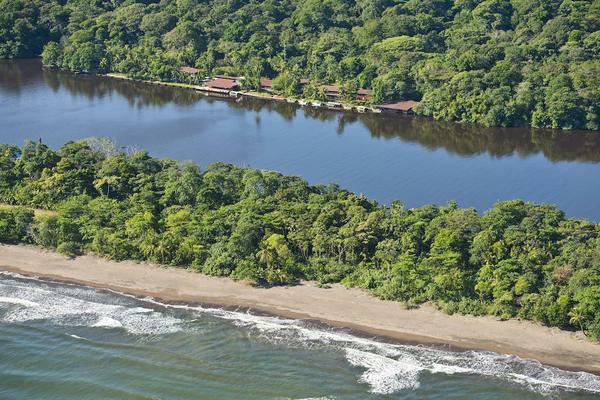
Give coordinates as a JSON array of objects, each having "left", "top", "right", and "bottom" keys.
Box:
[
  {"left": 1, "top": 59, "right": 600, "bottom": 220},
  {"left": 1, "top": 272, "right": 599, "bottom": 399}
]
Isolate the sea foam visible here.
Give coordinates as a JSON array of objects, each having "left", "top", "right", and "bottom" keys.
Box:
[
  {"left": 122, "top": 291, "right": 600, "bottom": 395},
  {"left": 0, "top": 296, "right": 40, "bottom": 307},
  {"left": 345, "top": 348, "right": 421, "bottom": 393},
  {"left": 0, "top": 273, "right": 181, "bottom": 335}
]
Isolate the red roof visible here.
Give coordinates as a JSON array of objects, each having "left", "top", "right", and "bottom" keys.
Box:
[
  {"left": 180, "top": 66, "right": 199, "bottom": 74},
  {"left": 206, "top": 78, "right": 239, "bottom": 90},
  {"left": 260, "top": 78, "right": 273, "bottom": 87},
  {"left": 376, "top": 100, "right": 419, "bottom": 111}
]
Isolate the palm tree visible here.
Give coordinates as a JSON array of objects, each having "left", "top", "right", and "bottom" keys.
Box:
[
  {"left": 139, "top": 233, "right": 158, "bottom": 260},
  {"left": 154, "top": 239, "right": 171, "bottom": 263},
  {"left": 569, "top": 309, "right": 586, "bottom": 336},
  {"left": 93, "top": 175, "right": 119, "bottom": 197},
  {"left": 257, "top": 247, "right": 275, "bottom": 269},
  {"left": 256, "top": 246, "right": 278, "bottom": 283}
]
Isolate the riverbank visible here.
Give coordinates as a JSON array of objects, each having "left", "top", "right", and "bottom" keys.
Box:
[
  {"left": 1, "top": 244, "right": 598, "bottom": 375},
  {"left": 102, "top": 72, "right": 384, "bottom": 114}
]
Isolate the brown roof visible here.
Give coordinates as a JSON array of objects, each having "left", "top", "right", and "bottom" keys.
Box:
[
  {"left": 300, "top": 79, "right": 310, "bottom": 85},
  {"left": 260, "top": 78, "right": 273, "bottom": 87},
  {"left": 357, "top": 88, "right": 373, "bottom": 95},
  {"left": 376, "top": 100, "right": 420, "bottom": 111},
  {"left": 206, "top": 78, "right": 239, "bottom": 90},
  {"left": 180, "top": 66, "right": 199, "bottom": 74},
  {"left": 321, "top": 84, "right": 340, "bottom": 94}
]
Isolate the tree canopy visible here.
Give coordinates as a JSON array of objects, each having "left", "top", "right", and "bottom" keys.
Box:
[
  {"left": 1, "top": 0, "right": 598, "bottom": 129},
  {"left": 1, "top": 139, "right": 599, "bottom": 340}
]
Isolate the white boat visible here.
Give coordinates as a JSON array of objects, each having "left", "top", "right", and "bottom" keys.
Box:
[
  {"left": 356, "top": 106, "right": 367, "bottom": 113},
  {"left": 370, "top": 107, "right": 382, "bottom": 113},
  {"left": 342, "top": 104, "right": 354, "bottom": 111},
  {"left": 311, "top": 101, "right": 323, "bottom": 107},
  {"left": 286, "top": 98, "right": 297, "bottom": 104},
  {"left": 298, "top": 100, "right": 308, "bottom": 106},
  {"left": 229, "top": 91, "right": 240, "bottom": 97},
  {"left": 325, "top": 102, "right": 341, "bottom": 108}
]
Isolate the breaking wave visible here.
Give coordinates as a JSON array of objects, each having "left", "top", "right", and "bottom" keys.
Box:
[
  {"left": 191, "top": 304, "right": 600, "bottom": 395},
  {"left": 1, "top": 271, "right": 599, "bottom": 396},
  {"left": 0, "top": 272, "right": 181, "bottom": 335}
]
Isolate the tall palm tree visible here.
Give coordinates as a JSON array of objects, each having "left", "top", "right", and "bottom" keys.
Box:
[
  {"left": 257, "top": 246, "right": 281, "bottom": 283},
  {"left": 257, "top": 247, "right": 275, "bottom": 269}
]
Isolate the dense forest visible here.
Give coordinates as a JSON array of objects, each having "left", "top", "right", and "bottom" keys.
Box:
[
  {"left": 1, "top": 0, "right": 599, "bottom": 129},
  {"left": 0, "top": 139, "right": 599, "bottom": 339}
]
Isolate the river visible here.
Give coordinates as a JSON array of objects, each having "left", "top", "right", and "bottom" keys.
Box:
[{"left": 1, "top": 59, "right": 599, "bottom": 220}]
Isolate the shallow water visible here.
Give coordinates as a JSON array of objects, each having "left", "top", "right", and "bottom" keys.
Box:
[
  {"left": 1, "top": 59, "right": 600, "bottom": 220},
  {"left": 1, "top": 272, "right": 599, "bottom": 400}
]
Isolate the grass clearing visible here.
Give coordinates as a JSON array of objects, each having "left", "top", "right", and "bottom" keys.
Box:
[{"left": 0, "top": 203, "right": 56, "bottom": 218}]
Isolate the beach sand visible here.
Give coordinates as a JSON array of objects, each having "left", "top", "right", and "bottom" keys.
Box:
[{"left": 1, "top": 244, "right": 599, "bottom": 374}]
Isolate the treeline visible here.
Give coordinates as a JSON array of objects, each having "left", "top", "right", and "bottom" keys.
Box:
[
  {"left": 0, "top": 139, "right": 599, "bottom": 339},
  {"left": 1, "top": 0, "right": 599, "bottom": 129}
]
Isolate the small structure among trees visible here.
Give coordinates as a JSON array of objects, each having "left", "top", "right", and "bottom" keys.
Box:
[
  {"left": 205, "top": 77, "right": 240, "bottom": 90},
  {"left": 179, "top": 66, "right": 199, "bottom": 75},
  {"left": 375, "top": 100, "right": 420, "bottom": 114}
]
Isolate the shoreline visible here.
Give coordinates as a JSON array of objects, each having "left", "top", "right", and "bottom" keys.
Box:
[
  {"left": 100, "top": 72, "right": 385, "bottom": 115},
  {"left": 1, "top": 244, "right": 599, "bottom": 375},
  {"left": 6, "top": 60, "right": 597, "bottom": 134}
]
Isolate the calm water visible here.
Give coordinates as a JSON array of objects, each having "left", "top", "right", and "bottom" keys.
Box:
[
  {"left": 1, "top": 60, "right": 600, "bottom": 220},
  {"left": 1, "top": 272, "right": 600, "bottom": 400}
]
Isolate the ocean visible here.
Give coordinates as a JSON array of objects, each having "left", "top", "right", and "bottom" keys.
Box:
[{"left": 1, "top": 272, "right": 599, "bottom": 399}]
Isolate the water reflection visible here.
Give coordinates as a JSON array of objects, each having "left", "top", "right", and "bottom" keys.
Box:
[
  {"left": 0, "top": 58, "right": 225, "bottom": 108},
  {"left": 2, "top": 59, "right": 598, "bottom": 163},
  {"left": 231, "top": 99, "right": 600, "bottom": 163}
]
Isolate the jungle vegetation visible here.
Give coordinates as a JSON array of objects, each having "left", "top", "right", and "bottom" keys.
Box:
[
  {"left": 0, "top": 0, "right": 598, "bottom": 129},
  {"left": 1, "top": 139, "right": 599, "bottom": 339}
]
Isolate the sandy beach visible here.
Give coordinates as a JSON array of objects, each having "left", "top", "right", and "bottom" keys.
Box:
[{"left": 1, "top": 243, "right": 599, "bottom": 374}]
